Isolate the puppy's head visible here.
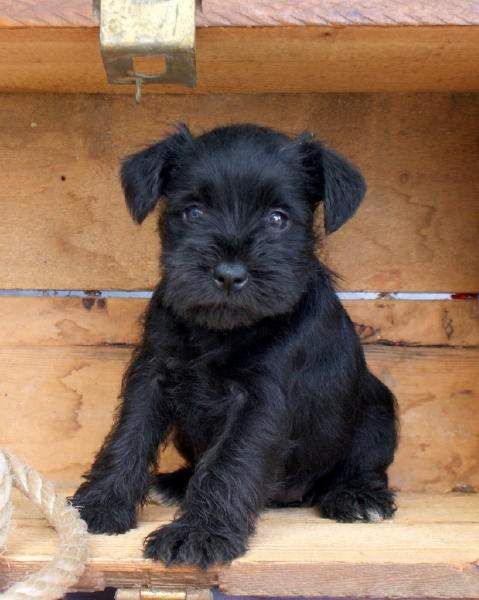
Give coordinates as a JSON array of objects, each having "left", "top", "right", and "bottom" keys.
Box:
[{"left": 121, "top": 124, "right": 365, "bottom": 330}]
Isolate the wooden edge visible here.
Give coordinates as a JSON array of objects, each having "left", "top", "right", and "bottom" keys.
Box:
[
  {"left": 3, "top": 559, "right": 479, "bottom": 597},
  {"left": 1, "top": 0, "right": 479, "bottom": 28},
  {"left": 219, "top": 562, "right": 479, "bottom": 598}
]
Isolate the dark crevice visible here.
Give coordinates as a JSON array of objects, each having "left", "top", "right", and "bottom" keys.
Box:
[{"left": 365, "top": 340, "right": 479, "bottom": 350}]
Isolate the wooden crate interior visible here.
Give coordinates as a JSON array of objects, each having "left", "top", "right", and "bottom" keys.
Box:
[
  {"left": 0, "top": 1, "right": 478, "bottom": 597},
  {"left": 1, "top": 93, "right": 477, "bottom": 494}
]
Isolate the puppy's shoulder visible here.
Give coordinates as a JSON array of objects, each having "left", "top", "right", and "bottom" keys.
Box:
[{"left": 140, "top": 285, "right": 186, "bottom": 349}]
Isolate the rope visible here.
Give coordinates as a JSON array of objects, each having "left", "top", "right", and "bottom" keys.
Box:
[{"left": 0, "top": 450, "right": 89, "bottom": 599}]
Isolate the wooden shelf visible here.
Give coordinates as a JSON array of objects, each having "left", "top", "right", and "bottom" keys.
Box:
[
  {"left": 1, "top": 0, "right": 478, "bottom": 28},
  {"left": 2, "top": 492, "right": 478, "bottom": 597},
  {"left": 0, "top": 1, "right": 478, "bottom": 93}
]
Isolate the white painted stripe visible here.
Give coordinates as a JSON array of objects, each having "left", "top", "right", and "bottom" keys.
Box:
[
  {"left": 337, "top": 292, "right": 381, "bottom": 300},
  {"left": 337, "top": 292, "right": 456, "bottom": 301},
  {"left": 0, "top": 290, "right": 475, "bottom": 300},
  {"left": 0, "top": 289, "right": 154, "bottom": 298},
  {"left": 391, "top": 292, "right": 453, "bottom": 300}
]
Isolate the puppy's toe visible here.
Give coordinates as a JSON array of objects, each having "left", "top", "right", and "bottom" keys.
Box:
[
  {"left": 319, "top": 484, "right": 396, "bottom": 523},
  {"left": 71, "top": 496, "right": 137, "bottom": 534},
  {"left": 364, "top": 508, "right": 383, "bottom": 523}
]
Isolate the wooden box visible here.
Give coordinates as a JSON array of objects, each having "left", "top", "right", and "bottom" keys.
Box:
[{"left": 0, "top": 1, "right": 478, "bottom": 597}]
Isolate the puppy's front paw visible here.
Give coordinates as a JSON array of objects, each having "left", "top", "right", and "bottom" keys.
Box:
[
  {"left": 70, "top": 486, "right": 137, "bottom": 534},
  {"left": 143, "top": 518, "right": 247, "bottom": 568}
]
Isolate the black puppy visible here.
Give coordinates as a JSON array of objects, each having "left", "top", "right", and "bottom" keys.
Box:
[{"left": 72, "top": 124, "right": 398, "bottom": 567}]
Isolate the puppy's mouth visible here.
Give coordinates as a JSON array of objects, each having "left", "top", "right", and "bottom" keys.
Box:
[{"left": 184, "top": 302, "right": 258, "bottom": 330}]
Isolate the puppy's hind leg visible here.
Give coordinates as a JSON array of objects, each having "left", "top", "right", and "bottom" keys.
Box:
[
  {"left": 317, "top": 373, "right": 398, "bottom": 523},
  {"left": 149, "top": 467, "right": 193, "bottom": 506}
]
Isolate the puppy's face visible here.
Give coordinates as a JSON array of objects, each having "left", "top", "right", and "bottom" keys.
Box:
[{"left": 121, "top": 125, "right": 365, "bottom": 330}]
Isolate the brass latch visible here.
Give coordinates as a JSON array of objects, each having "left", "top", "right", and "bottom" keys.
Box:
[
  {"left": 94, "top": 0, "right": 197, "bottom": 100},
  {"left": 115, "top": 587, "right": 213, "bottom": 600}
]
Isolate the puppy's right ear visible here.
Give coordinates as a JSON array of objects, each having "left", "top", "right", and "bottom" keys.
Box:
[
  {"left": 120, "top": 125, "right": 192, "bottom": 223},
  {"left": 297, "top": 132, "right": 366, "bottom": 234}
]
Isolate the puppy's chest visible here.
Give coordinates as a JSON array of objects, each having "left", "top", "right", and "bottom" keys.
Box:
[{"left": 166, "top": 335, "right": 256, "bottom": 426}]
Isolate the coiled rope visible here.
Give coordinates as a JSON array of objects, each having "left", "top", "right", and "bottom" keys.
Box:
[{"left": 0, "top": 450, "right": 89, "bottom": 599}]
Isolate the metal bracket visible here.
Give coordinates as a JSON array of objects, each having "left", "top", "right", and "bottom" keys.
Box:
[{"left": 95, "top": 0, "right": 197, "bottom": 99}]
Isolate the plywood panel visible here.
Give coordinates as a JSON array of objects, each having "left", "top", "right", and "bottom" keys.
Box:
[
  {"left": 0, "top": 345, "right": 477, "bottom": 492},
  {"left": 1, "top": 27, "right": 479, "bottom": 94},
  {"left": 0, "top": 93, "right": 478, "bottom": 291},
  {"left": 2, "top": 491, "right": 479, "bottom": 597},
  {"left": 0, "top": 296, "right": 478, "bottom": 347}
]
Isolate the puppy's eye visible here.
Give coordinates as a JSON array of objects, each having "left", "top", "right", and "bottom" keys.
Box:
[
  {"left": 182, "top": 205, "right": 205, "bottom": 223},
  {"left": 266, "top": 210, "right": 289, "bottom": 231}
]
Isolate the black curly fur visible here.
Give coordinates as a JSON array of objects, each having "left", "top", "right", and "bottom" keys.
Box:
[
  {"left": 71, "top": 124, "right": 398, "bottom": 568},
  {"left": 151, "top": 468, "right": 193, "bottom": 506}
]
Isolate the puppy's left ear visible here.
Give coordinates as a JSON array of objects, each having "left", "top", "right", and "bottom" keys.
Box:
[
  {"left": 298, "top": 133, "right": 366, "bottom": 233},
  {"left": 120, "top": 124, "right": 192, "bottom": 223}
]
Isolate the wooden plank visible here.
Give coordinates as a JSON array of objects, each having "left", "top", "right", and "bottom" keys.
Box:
[
  {"left": 365, "top": 346, "right": 479, "bottom": 493},
  {"left": 0, "top": 93, "right": 478, "bottom": 292},
  {"left": 0, "top": 345, "right": 477, "bottom": 492},
  {"left": 1, "top": 492, "right": 478, "bottom": 596},
  {"left": 1, "top": 26, "right": 479, "bottom": 94},
  {"left": 1, "top": 297, "right": 478, "bottom": 348},
  {"left": 2, "top": 0, "right": 479, "bottom": 28},
  {"left": 345, "top": 299, "right": 479, "bottom": 347},
  {"left": 0, "top": 297, "right": 143, "bottom": 347}
]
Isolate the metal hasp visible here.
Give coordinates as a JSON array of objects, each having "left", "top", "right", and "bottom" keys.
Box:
[{"left": 97, "top": 0, "right": 197, "bottom": 94}]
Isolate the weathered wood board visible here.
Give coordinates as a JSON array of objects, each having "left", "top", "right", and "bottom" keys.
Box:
[
  {"left": 1, "top": 93, "right": 478, "bottom": 292},
  {"left": 0, "top": 344, "right": 477, "bottom": 492},
  {"left": 1, "top": 27, "right": 479, "bottom": 94},
  {"left": 2, "top": 491, "right": 478, "bottom": 597}
]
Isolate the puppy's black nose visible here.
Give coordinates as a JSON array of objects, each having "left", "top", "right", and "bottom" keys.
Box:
[{"left": 213, "top": 262, "right": 248, "bottom": 293}]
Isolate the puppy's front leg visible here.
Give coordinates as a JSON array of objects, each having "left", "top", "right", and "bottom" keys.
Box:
[
  {"left": 145, "top": 386, "right": 282, "bottom": 568},
  {"left": 71, "top": 349, "right": 173, "bottom": 534}
]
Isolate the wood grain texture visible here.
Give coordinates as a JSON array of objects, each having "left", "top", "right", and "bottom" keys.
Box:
[
  {"left": 1, "top": 27, "right": 479, "bottom": 94},
  {"left": 0, "top": 93, "right": 478, "bottom": 291},
  {"left": 2, "top": 0, "right": 479, "bottom": 28},
  {"left": 0, "top": 297, "right": 144, "bottom": 347},
  {"left": 0, "top": 297, "right": 478, "bottom": 348},
  {"left": 2, "top": 491, "right": 478, "bottom": 596},
  {"left": 0, "top": 345, "right": 477, "bottom": 492},
  {"left": 346, "top": 299, "right": 479, "bottom": 348},
  {"left": 366, "top": 345, "right": 479, "bottom": 493}
]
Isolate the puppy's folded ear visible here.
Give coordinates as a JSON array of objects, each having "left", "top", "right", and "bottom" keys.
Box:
[
  {"left": 298, "top": 133, "right": 366, "bottom": 233},
  {"left": 120, "top": 124, "right": 192, "bottom": 223}
]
